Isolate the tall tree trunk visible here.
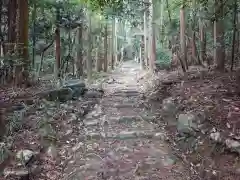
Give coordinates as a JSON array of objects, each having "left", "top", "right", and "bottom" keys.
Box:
[
  {"left": 140, "top": 35, "right": 145, "bottom": 69},
  {"left": 143, "top": 9, "right": 148, "bottom": 68},
  {"left": 231, "top": 0, "right": 237, "bottom": 71},
  {"left": 55, "top": 6, "right": 61, "bottom": 78},
  {"left": 214, "top": 0, "right": 225, "bottom": 71},
  {"left": 19, "top": 0, "right": 29, "bottom": 69},
  {"left": 149, "top": 0, "right": 156, "bottom": 72},
  {"left": 180, "top": 5, "right": 188, "bottom": 72},
  {"left": 191, "top": 0, "right": 199, "bottom": 65},
  {"left": 111, "top": 18, "right": 115, "bottom": 69},
  {"left": 103, "top": 20, "right": 108, "bottom": 72},
  {"left": 0, "top": 0, "right": 2, "bottom": 57},
  {"left": 7, "top": 0, "right": 17, "bottom": 55},
  {"left": 32, "top": 0, "right": 37, "bottom": 68},
  {"left": 76, "top": 14, "right": 83, "bottom": 78},
  {"left": 166, "top": 0, "right": 172, "bottom": 49},
  {"left": 87, "top": 11, "right": 92, "bottom": 82},
  {"left": 199, "top": 6, "right": 206, "bottom": 65},
  {"left": 160, "top": 0, "right": 164, "bottom": 47},
  {"left": 114, "top": 18, "right": 118, "bottom": 66},
  {"left": 95, "top": 36, "right": 102, "bottom": 72}
]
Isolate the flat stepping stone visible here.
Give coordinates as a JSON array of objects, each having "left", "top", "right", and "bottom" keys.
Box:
[
  {"left": 139, "top": 112, "right": 156, "bottom": 122},
  {"left": 118, "top": 116, "right": 141, "bottom": 124},
  {"left": 84, "top": 120, "right": 99, "bottom": 127},
  {"left": 113, "top": 103, "right": 136, "bottom": 108},
  {"left": 161, "top": 154, "right": 177, "bottom": 167},
  {"left": 86, "top": 132, "right": 102, "bottom": 140},
  {"left": 108, "top": 130, "right": 156, "bottom": 140}
]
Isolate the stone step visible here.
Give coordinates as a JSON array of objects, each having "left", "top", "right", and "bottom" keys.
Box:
[
  {"left": 84, "top": 131, "right": 167, "bottom": 141},
  {"left": 83, "top": 120, "right": 100, "bottom": 127}
]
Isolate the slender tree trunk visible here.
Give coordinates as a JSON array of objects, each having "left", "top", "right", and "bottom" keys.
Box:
[
  {"left": 149, "top": 0, "right": 156, "bottom": 72},
  {"left": 231, "top": 0, "right": 237, "bottom": 71},
  {"left": 76, "top": 12, "right": 83, "bottom": 78},
  {"left": 0, "top": 0, "right": 2, "bottom": 57},
  {"left": 199, "top": 6, "right": 206, "bottom": 65},
  {"left": 140, "top": 35, "right": 145, "bottom": 69},
  {"left": 96, "top": 36, "right": 102, "bottom": 72},
  {"left": 166, "top": 0, "right": 172, "bottom": 49},
  {"left": 114, "top": 18, "right": 118, "bottom": 66},
  {"left": 103, "top": 20, "right": 108, "bottom": 72},
  {"left": 214, "top": 0, "right": 225, "bottom": 71},
  {"left": 7, "top": 0, "right": 17, "bottom": 55},
  {"left": 191, "top": 0, "right": 199, "bottom": 65},
  {"left": 180, "top": 5, "right": 188, "bottom": 72},
  {"left": 32, "top": 0, "right": 37, "bottom": 68},
  {"left": 19, "top": 0, "right": 29, "bottom": 68},
  {"left": 144, "top": 9, "right": 148, "bottom": 67},
  {"left": 160, "top": 0, "right": 164, "bottom": 47},
  {"left": 111, "top": 18, "right": 115, "bottom": 69},
  {"left": 55, "top": 6, "right": 61, "bottom": 78},
  {"left": 87, "top": 11, "right": 92, "bottom": 82}
]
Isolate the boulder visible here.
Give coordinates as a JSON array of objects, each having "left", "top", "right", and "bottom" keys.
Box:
[
  {"left": 39, "top": 87, "right": 73, "bottom": 102},
  {"left": 225, "top": 139, "right": 240, "bottom": 154},
  {"left": 162, "top": 97, "right": 177, "bottom": 114},
  {"left": 63, "top": 80, "right": 86, "bottom": 99},
  {"left": 58, "top": 87, "right": 73, "bottom": 102},
  {"left": 177, "top": 113, "right": 199, "bottom": 135},
  {"left": 3, "top": 167, "right": 29, "bottom": 179},
  {"left": 16, "top": 149, "right": 34, "bottom": 165},
  {"left": 84, "top": 90, "right": 103, "bottom": 98}
]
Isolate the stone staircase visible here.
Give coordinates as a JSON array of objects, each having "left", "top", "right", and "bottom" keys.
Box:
[{"left": 63, "top": 61, "right": 187, "bottom": 180}]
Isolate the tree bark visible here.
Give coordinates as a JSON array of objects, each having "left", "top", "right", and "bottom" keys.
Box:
[
  {"left": 199, "top": 6, "right": 206, "bottom": 65},
  {"left": 149, "top": 0, "right": 156, "bottom": 72},
  {"left": 230, "top": 0, "right": 237, "bottom": 71},
  {"left": 19, "top": 0, "right": 29, "bottom": 68},
  {"left": 103, "top": 19, "right": 108, "bottom": 72},
  {"left": 180, "top": 5, "right": 188, "bottom": 71},
  {"left": 111, "top": 18, "right": 115, "bottom": 69},
  {"left": 214, "top": 0, "right": 225, "bottom": 71},
  {"left": 32, "top": 0, "right": 37, "bottom": 68},
  {"left": 95, "top": 36, "right": 102, "bottom": 72},
  {"left": 76, "top": 16, "right": 83, "bottom": 78},
  {"left": 55, "top": 6, "right": 61, "bottom": 78},
  {"left": 87, "top": 11, "right": 92, "bottom": 82},
  {"left": 7, "top": 0, "right": 17, "bottom": 55},
  {"left": 144, "top": 9, "right": 148, "bottom": 68}
]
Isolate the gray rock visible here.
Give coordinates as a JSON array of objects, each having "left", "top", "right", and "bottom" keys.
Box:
[
  {"left": 86, "top": 132, "right": 101, "bottom": 140},
  {"left": 58, "top": 88, "right": 73, "bottom": 102},
  {"left": 16, "top": 149, "right": 34, "bottom": 165},
  {"left": 84, "top": 120, "right": 99, "bottom": 127},
  {"left": 63, "top": 80, "right": 86, "bottom": 98},
  {"left": 177, "top": 113, "right": 198, "bottom": 135},
  {"left": 47, "top": 145, "right": 58, "bottom": 158},
  {"left": 4, "top": 167, "right": 29, "bottom": 178},
  {"left": 225, "top": 139, "right": 240, "bottom": 154},
  {"left": 210, "top": 132, "right": 222, "bottom": 143},
  {"left": 118, "top": 116, "right": 141, "bottom": 124},
  {"left": 114, "top": 131, "right": 138, "bottom": 140},
  {"left": 161, "top": 97, "right": 178, "bottom": 125},
  {"left": 162, "top": 97, "right": 177, "bottom": 114},
  {"left": 39, "top": 87, "right": 73, "bottom": 102},
  {"left": 162, "top": 155, "right": 176, "bottom": 166},
  {"left": 139, "top": 112, "right": 156, "bottom": 122},
  {"left": 84, "top": 90, "right": 103, "bottom": 98},
  {"left": 42, "top": 89, "right": 59, "bottom": 101},
  {"left": 154, "top": 132, "right": 167, "bottom": 140}
]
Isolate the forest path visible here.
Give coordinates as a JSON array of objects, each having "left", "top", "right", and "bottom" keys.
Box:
[{"left": 63, "top": 61, "right": 188, "bottom": 180}]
